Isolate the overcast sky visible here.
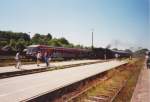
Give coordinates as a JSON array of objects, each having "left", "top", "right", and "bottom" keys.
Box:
[{"left": 0, "top": 0, "right": 149, "bottom": 50}]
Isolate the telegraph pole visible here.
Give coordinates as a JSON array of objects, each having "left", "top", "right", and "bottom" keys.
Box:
[
  {"left": 92, "top": 31, "right": 93, "bottom": 49},
  {"left": 91, "top": 29, "right": 94, "bottom": 50}
]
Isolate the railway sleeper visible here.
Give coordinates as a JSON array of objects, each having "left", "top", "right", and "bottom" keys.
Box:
[{"left": 88, "top": 96, "right": 109, "bottom": 101}]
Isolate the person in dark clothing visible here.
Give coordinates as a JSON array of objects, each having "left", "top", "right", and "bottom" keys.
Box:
[
  {"left": 44, "top": 52, "right": 49, "bottom": 67},
  {"left": 146, "top": 57, "right": 150, "bottom": 69}
]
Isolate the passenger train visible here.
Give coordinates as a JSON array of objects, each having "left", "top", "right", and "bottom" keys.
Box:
[
  {"left": 26, "top": 45, "right": 91, "bottom": 60},
  {"left": 26, "top": 45, "right": 132, "bottom": 60}
]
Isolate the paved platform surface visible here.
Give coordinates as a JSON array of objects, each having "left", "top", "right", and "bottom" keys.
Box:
[
  {"left": 131, "top": 65, "right": 150, "bottom": 102},
  {"left": 0, "top": 60, "right": 100, "bottom": 74},
  {"left": 0, "top": 60, "right": 127, "bottom": 102}
]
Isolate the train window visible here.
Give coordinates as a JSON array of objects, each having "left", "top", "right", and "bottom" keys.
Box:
[
  {"left": 32, "top": 48, "right": 38, "bottom": 52},
  {"left": 26, "top": 47, "right": 38, "bottom": 55}
]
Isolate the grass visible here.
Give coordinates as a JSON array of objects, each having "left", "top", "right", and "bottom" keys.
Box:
[{"left": 113, "top": 59, "right": 143, "bottom": 102}]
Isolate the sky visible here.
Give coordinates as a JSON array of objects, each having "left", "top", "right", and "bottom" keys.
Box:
[{"left": 0, "top": 0, "right": 149, "bottom": 50}]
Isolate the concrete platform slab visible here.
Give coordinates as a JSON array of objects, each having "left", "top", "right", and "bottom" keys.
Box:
[
  {"left": 130, "top": 65, "right": 150, "bottom": 102},
  {"left": 0, "top": 60, "right": 100, "bottom": 74},
  {"left": 0, "top": 60, "right": 127, "bottom": 102}
]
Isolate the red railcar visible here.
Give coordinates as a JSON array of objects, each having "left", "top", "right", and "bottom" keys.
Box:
[
  {"left": 26, "top": 45, "right": 90, "bottom": 60},
  {"left": 26, "top": 45, "right": 53, "bottom": 58}
]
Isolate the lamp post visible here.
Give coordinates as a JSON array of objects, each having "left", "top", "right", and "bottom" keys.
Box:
[{"left": 104, "top": 48, "right": 106, "bottom": 60}]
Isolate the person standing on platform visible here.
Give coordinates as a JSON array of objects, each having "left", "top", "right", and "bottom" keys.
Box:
[
  {"left": 37, "top": 51, "right": 41, "bottom": 66},
  {"left": 44, "top": 52, "right": 49, "bottom": 67},
  {"left": 115, "top": 53, "right": 119, "bottom": 60},
  {"left": 129, "top": 55, "right": 132, "bottom": 60},
  {"left": 48, "top": 54, "right": 52, "bottom": 67},
  {"left": 15, "top": 51, "right": 21, "bottom": 69},
  {"left": 146, "top": 54, "right": 150, "bottom": 69}
]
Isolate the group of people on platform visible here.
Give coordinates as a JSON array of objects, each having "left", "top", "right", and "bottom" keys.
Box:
[
  {"left": 15, "top": 51, "right": 52, "bottom": 69},
  {"left": 36, "top": 51, "right": 51, "bottom": 67}
]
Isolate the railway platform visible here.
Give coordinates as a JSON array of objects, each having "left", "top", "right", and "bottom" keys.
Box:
[
  {"left": 0, "top": 60, "right": 127, "bottom": 102},
  {"left": 131, "top": 65, "right": 150, "bottom": 102},
  {"left": 0, "top": 59, "right": 100, "bottom": 74}
]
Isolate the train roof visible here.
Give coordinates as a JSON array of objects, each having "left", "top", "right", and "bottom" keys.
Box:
[
  {"left": 52, "top": 47, "right": 90, "bottom": 52},
  {"left": 111, "top": 50, "right": 131, "bottom": 54},
  {"left": 27, "top": 45, "right": 90, "bottom": 52},
  {"left": 27, "top": 45, "right": 42, "bottom": 47},
  {"left": 27, "top": 45, "right": 52, "bottom": 48}
]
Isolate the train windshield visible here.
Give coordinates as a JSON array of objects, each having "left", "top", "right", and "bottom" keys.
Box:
[{"left": 26, "top": 47, "right": 38, "bottom": 55}]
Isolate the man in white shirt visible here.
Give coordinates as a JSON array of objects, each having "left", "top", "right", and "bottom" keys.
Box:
[
  {"left": 15, "top": 51, "right": 21, "bottom": 69},
  {"left": 37, "top": 51, "right": 41, "bottom": 66}
]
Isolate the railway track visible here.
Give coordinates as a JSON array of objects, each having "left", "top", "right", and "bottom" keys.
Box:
[
  {"left": 81, "top": 80, "right": 128, "bottom": 102},
  {"left": 65, "top": 62, "right": 133, "bottom": 102},
  {"left": 22, "top": 61, "right": 128, "bottom": 102}
]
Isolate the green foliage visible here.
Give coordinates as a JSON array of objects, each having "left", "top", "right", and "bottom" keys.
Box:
[
  {"left": 0, "top": 30, "right": 87, "bottom": 52},
  {"left": 74, "top": 44, "right": 84, "bottom": 48},
  {"left": 48, "top": 38, "right": 62, "bottom": 47},
  {"left": 9, "top": 39, "right": 16, "bottom": 48},
  {"left": 0, "top": 31, "right": 31, "bottom": 51},
  {"left": 0, "top": 41, "right": 8, "bottom": 47},
  {"left": 64, "top": 43, "right": 74, "bottom": 48},
  {"left": 31, "top": 33, "right": 52, "bottom": 45},
  {"left": 58, "top": 37, "right": 69, "bottom": 45},
  {"left": 46, "top": 33, "right": 52, "bottom": 40},
  {"left": 125, "top": 49, "right": 133, "bottom": 53},
  {"left": 31, "top": 33, "right": 72, "bottom": 47},
  {"left": 16, "top": 39, "right": 26, "bottom": 51},
  {"left": 0, "top": 31, "right": 30, "bottom": 41},
  {"left": 134, "top": 48, "right": 149, "bottom": 57},
  {"left": 112, "top": 48, "right": 118, "bottom": 51}
]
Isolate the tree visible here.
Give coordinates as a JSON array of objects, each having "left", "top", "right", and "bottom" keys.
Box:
[
  {"left": 133, "top": 48, "right": 149, "bottom": 57},
  {"left": 0, "top": 31, "right": 31, "bottom": 48},
  {"left": 112, "top": 48, "right": 118, "bottom": 51},
  {"left": 21, "top": 33, "right": 30, "bottom": 41},
  {"left": 31, "top": 33, "right": 41, "bottom": 44},
  {"left": 64, "top": 43, "right": 74, "bottom": 48},
  {"left": 125, "top": 49, "right": 132, "bottom": 53},
  {"left": 32, "top": 33, "right": 41, "bottom": 39},
  {"left": 46, "top": 33, "right": 52, "bottom": 40},
  {"left": 9, "top": 39, "right": 16, "bottom": 49},
  {"left": 74, "top": 44, "right": 83, "bottom": 48},
  {"left": 16, "top": 39, "right": 26, "bottom": 51},
  {"left": 0, "top": 41, "right": 8, "bottom": 47},
  {"left": 58, "top": 37, "right": 69, "bottom": 45},
  {"left": 48, "top": 39, "right": 62, "bottom": 47}
]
